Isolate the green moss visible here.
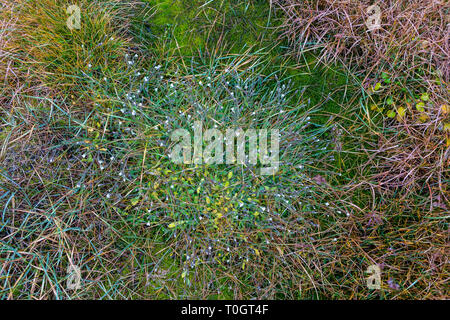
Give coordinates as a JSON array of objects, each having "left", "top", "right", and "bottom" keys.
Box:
[
  {"left": 147, "top": 0, "right": 184, "bottom": 25},
  {"left": 138, "top": 0, "right": 275, "bottom": 56}
]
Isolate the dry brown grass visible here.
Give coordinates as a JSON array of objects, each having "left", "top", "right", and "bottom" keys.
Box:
[
  {"left": 275, "top": 0, "right": 449, "bottom": 81},
  {"left": 275, "top": 0, "right": 450, "bottom": 207}
]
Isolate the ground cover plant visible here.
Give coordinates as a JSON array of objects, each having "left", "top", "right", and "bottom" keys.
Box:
[{"left": 0, "top": 0, "right": 448, "bottom": 299}]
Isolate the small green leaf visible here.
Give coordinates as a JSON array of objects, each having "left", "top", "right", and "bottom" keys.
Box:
[
  {"left": 387, "top": 110, "right": 396, "bottom": 118},
  {"left": 416, "top": 102, "right": 425, "bottom": 112},
  {"left": 397, "top": 107, "right": 406, "bottom": 118},
  {"left": 443, "top": 123, "right": 450, "bottom": 132},
  {"left": 381, "top": 72, "right": 391, "bottom": 84},
  {"left": 420, "top": 93, "right": 429, "bottom": 102},
  {"left": 371, "top": 104, "right": 384, "bottom": 112},
  {"left": 168, "top": 221, "right": 186, "bottom": 229},
  {"left": 386, "top": 97, "right": 394, "bottom": 105},
  {"left": 374, "top": 82, "right": 382, "bottom": 91}
]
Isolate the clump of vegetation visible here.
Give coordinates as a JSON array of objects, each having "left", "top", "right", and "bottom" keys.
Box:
[
  {"left": 0, "top": 0, "right": 448, "bottom": 300},
  {"left": 274, "top": 0, "right": 449, "bottom": 299},
  {"left": 8, "top": 0, "right": 130, "bottom": 92},
  {"left": 275, "top": 0, "right": 449, "bottom": 80}
]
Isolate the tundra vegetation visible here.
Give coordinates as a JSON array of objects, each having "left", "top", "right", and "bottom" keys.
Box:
[{"left": 0, "top": 0, "right": 448, "bottom": 299}]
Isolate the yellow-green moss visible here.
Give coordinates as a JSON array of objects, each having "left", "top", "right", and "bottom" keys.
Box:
[{"left": 142, "top": 0, "right": 273, "bottom": 55}]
